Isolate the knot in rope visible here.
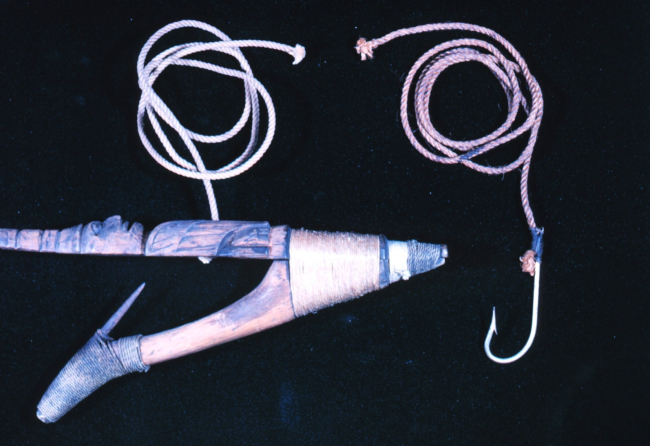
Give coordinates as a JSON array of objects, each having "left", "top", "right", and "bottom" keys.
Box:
[
  {"left": 519, "top": 250, "right": 537, "bottom": 276},
  {"left": 355, "top": 38, "right": 378, "bottom": 61},
  {"left": 136, "top": 20, "right": 305, "bottom": 221}
]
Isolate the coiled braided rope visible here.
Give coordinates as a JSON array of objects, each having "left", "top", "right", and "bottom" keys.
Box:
[
  {"left": 137, "top": 20, "right": 305, "bottom": 220},
  {"left": 356, "top": 23, "right": 544, "bottom": 272}
]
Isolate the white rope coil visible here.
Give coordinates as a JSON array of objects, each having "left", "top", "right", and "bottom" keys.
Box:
[{"left": 137, "top": 20, "right": 305, "bottom": 220}]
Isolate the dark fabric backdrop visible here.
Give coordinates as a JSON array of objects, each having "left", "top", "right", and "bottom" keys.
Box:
[{"left": 1, "top": 1, "right": 648, "bottom": 444}]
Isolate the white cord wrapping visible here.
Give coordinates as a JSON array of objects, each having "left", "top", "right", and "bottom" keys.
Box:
[
  {"left": 289, "top": 230, "right": 382, "bottom": 317},
  {"left": 137, "top": 20, "right": 305, "bottom": 220}
]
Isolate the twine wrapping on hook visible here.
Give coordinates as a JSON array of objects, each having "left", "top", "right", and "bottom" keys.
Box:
[
  {"left": 37, "top": 284, "right": 149, "bottom": 423},
  {"left": 137, "top": 20, "right": 305, "bottom": 221},
  {"left": 356, "top": 23, "right": 545, "bottom": 363}
]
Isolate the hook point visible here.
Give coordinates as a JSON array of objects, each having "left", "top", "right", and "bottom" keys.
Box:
[
  {"left": 101, "top": 283, "right": 146, "bottom": 336},
  {"left": 483, "top": 262, "right": 541, "bottom": 364}
]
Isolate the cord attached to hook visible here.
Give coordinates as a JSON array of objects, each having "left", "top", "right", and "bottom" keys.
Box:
[
  {"left": 484, "top": 228, "right": 543, "bottom": 363},
  {"left": 356, "top": 23, "right": 546, "bottom": 363}
]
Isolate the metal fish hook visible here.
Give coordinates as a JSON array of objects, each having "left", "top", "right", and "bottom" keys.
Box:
[{"left": 484, "top": 262, "right": 540, "bottom": 364}]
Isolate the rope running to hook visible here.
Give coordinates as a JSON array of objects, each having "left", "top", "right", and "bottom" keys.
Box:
[
  {"left": 356, "top": 23, "right": 545, "bottom": 363},
  {"left": 136, "top": 20, "right": 305, "bottom": 221}
]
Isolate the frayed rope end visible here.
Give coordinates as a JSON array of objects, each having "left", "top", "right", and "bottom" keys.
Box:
[
  {"left": 356, "top": 38, "right": 377, "bottom": 61},
  {"left": 293, "top": 44, "right": 306, "bottom": 65}
]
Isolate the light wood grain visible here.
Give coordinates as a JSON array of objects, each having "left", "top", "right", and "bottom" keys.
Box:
[{"left": 139, "top": 260, "right": 294, "bottom": 365}]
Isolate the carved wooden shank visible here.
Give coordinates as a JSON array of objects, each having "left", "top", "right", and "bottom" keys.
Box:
[
  {"left": 145, "top": 220, "right": 289, "bottom": 259},
  {"left": 0, "top": 216, "right": 144, "bottom": 255},
  {"left": 139, "top": 260, "right": 294, "bottom": 365},
  {"left": 0, "top": 216, "right": 289, "bottom": 260}
]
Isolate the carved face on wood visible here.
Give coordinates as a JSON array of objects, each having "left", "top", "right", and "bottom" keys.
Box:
[{"left": 80, "top": 216, "right": 144, "bottom": 255}]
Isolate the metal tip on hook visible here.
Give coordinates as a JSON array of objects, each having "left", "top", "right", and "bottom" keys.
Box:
[
  {"left": 293, "top": 45, "right": 306, "bottom": 64},
  {"left": 100, "top": 283, "right": 146, "bottom": 336}
]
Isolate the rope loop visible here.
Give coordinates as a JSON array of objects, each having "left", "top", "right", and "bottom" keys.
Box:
[
  {"left": 356, "top": 23, "right": 543, "bottom": 231},
  {"left": 137, "top": 20, "right": 305, "bottom": 220}
]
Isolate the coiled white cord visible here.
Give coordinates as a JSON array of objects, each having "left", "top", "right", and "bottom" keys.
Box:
[{"left": 137, "top": 20, "right": 305, "bottom": 220}]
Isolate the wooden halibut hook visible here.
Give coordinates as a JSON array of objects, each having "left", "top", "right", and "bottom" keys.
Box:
[{"left": 0, "top": 217, "right": 447, "bottom": 422}]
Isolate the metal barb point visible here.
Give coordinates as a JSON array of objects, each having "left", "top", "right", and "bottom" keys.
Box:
[
  {"left": 484, "top": 262, "right": 540, "bottom": 364},
  {"left": 101, "top": 283, "right": 146, "bottom": 336}
]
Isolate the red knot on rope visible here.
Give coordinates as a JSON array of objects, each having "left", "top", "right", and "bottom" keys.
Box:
[{"left": 520, "top": 250, "right": 537, "bottom": 276}]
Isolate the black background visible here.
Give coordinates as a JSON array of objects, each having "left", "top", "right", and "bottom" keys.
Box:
[{"left": 1, "top": 1, "right": 648, "bottom": 444}]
